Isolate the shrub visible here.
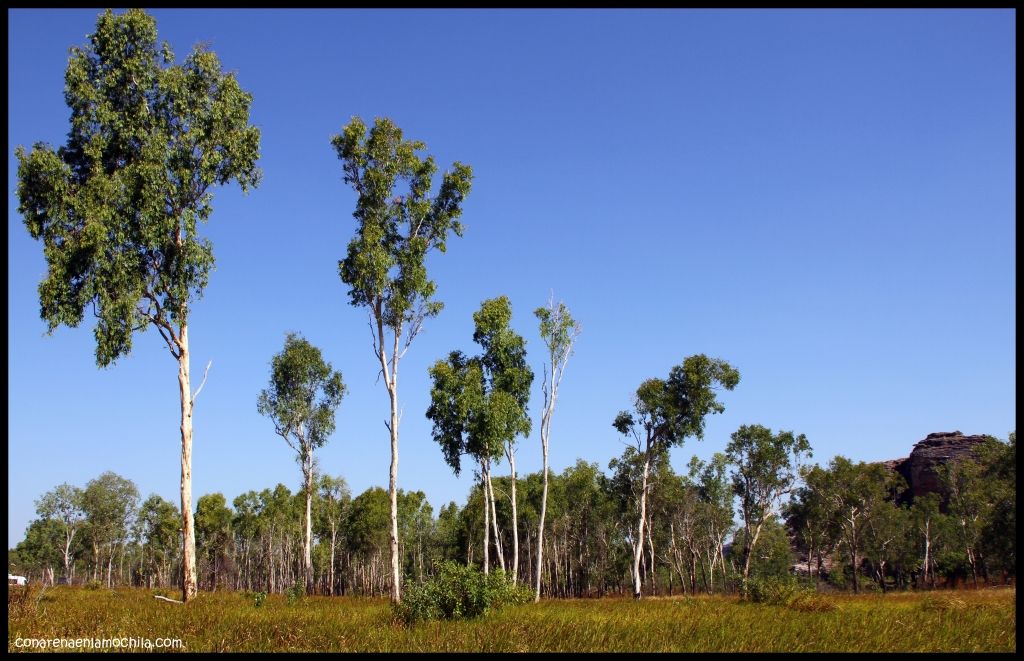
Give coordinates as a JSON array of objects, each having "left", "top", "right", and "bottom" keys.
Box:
[
  {"left": 742, "top": 575, "right": 803, "bottom": 605},
  {"left": 84, "top": 579, "right": 103, "bottom": 590},
  {"left": 251, "top": 590, "right": 268, "bottom": 608},
  {"left": 394, "top": 561, "right": 532, "bottom": 625},
  {"left": 285, "top": 584, "right": 305, "bottom": 606}
]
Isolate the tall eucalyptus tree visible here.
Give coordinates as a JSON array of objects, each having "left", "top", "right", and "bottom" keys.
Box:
[
  {"left": 333, "top": 116, "right": 472, "bottom": 602},
  {"left": 16, "top": 8, "right": 260, "bottom": 601},
  {"left": 533, "top": 297, "right": 580, "bottom": 600}
]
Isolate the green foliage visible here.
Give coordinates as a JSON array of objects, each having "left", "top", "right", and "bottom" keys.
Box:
[
  {"left": 613, "top": 354, "right": 740, "bottom": 452},
  {"left": 16, "top": 8, "right": 260, "bottom": 366},
  {"left": 257, "top": 333, "right": 347, "bottom": 461},
  {"left": 978, "top": 432, "right": 1015, "bottom": 576},
  {"left": 393, "top": 561, "right": 532, "bottom": 624},
  {"left": 725, "top": 424, "right": 811, "bottom": 578},
  {"left": 333, "top": 117, "right": 472, "bottom": 330},
  {"left": 82, "top": 471, "right": 140, "bottom": 558},
  {"left": 84, "top": 579, "right": 102, "bottom": 590},
  {"left": 741, "top": 575, "right": 802, "bottom": 605},
  {"left": 138, "top": 494, "right": 181, "bottom": 583},
  {"left": 426, "top": 296, "right": 534, "bottom": 475},
  {"left": 285, "top": 584, "right": 305, "bottom": 606},
  {"left": 252, "top": 590, "right": 268, "bottom": 608},
  {"left": 534, "top": 300, "right": 580, "bottom": 372},
  {"left": 731, "top": 517, "right": 795, "bottom": 580}
]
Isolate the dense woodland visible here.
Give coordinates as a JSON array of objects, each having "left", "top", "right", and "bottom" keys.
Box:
[{"left": 10, "top": 431, "right": 1015, "bottom": 597}]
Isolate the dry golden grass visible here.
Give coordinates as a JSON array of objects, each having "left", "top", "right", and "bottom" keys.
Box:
[{"left": 7, "top": 585, "right": 1016, "bottom": 652}]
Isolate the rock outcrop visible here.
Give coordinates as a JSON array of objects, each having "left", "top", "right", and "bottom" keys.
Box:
[{"left": 881, "top": 431, "right": 990, "bottom": 506}]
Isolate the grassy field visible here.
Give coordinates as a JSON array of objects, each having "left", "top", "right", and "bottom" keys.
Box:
[{"left": 8, "top": 586, "right": 1015, "bottom": 652}]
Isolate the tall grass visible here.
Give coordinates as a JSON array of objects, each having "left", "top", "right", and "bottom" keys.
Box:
[{"left": 7, "top": 586, "right": 1015, "bottom": 652}]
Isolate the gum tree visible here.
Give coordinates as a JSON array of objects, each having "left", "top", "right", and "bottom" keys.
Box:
[
  {"left": 35, "top": 483, "right": 86, "bottom": 583},
  {"left": 82, "top": 471, "right": 140, "bottom": 588},
  {"left": 426, "top": 296, "right": 533, "bottom": 576},
  {"left": 315, "top": 474, "right": 351, "bottom": 596},
  {"left": 15, "top": 9, "right": 260, "bottom": 601},
  {"left": 533, "top": 296, "right": 580, "bottom": 600},
  {"left": 333, "top": 116, "right": 472, "bottom": 602},
  {"left": 258, "top": 333, "right": 346, "bottom": 595},
  {"left": 817, "top": 457, "right": 895, "bottom": 593},
  {"left": 724, "top": 424, "right": 811, "bottom": 584},
  {"left": 138, "top": 495, "right": 181, "bottom": 588},
  {"left": 612, "top": 354, "right": 739, "bottom": 599}
]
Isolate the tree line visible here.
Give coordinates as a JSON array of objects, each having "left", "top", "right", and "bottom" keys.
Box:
[{"left": 11, "top": 431, "right": 1014, "bottom": 597}]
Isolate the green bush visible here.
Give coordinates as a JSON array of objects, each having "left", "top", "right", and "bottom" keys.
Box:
[
  {"left": 394, "top": 561, "right": 532, "bottom": 625},
  {"left": 285, "top": 584, "right": 304, "bottom": 606},
  {"left": 742, "top": 575, "right": 803, "bottom": 605},
  {"left": 84, "top": 579, "right": 103, "bottom": 591},
  {"left": 250, "top": 590, "right": 267, "bottom": 608}
]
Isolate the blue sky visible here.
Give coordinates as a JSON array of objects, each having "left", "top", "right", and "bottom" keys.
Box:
[{"left": 7, "top": 9, "right": 1015, "bottom": 546}]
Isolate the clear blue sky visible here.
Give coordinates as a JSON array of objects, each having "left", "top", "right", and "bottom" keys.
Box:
[{"left": 8, "top": 9, "right": 1016, "bottom": 546}]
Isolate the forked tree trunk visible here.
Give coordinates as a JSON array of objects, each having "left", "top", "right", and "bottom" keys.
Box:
[
  {"left": 535, "top": 432, "right": 550, "bottom": 601},
  {"left": 741, "top": 522, "right": 764, "bottom": 583},
  {"left": 632, "top": 439, "right": 652, "bottom": 599},
  {"left": 487, "top": 468, "right": 505, "bottom": 572}
]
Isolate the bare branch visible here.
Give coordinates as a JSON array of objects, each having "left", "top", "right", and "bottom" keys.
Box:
[
  {"left": 190, "top": 360, "right": 212, "bottom": 406},
  {"left": 141, "top": 304, "right": 181, "bottom": 360},
  {"left": 143, "top": 290, "right": 182, "bottom": 349},
  {"left": 277, "top": 428, "right": 300, "bottom": 455}
]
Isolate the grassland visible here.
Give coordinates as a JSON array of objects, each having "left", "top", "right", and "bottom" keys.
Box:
[{"left": 8, "top": 586, "right": 1015, "bottom": 652}]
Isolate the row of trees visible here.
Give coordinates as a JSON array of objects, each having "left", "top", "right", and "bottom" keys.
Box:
[
  {"left": 13, "top": 432, "right": 1014, "bottom": 596},
  {"left": 12, "top": 8, "right": 1016, "bottom": 605}
]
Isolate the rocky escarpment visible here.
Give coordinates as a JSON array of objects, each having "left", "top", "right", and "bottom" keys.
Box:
[{"left": 882, "top": 431, "right": 990, "bottom": 506}]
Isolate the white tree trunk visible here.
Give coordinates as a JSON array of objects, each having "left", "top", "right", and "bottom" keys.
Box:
[
  {"left": 177, "top": 323, "right": 197, "bottom": 602},
  {"left": 507, "top": 445, "right": 519, "bottom": 584},
  {"left": 633, "top": 442, "right": 652, "bottom": 599},
  {"left": 487, "top": 467, "right": 505, "bottom": 572},
  {"left": 303, "top": 459, "right": 314, "bottom": 594},
  {"left": 535, "top": 436, "right": 549, "bottom": 602},
  {"left": 482, "top": 459, "right": 490, "bottom": 575}
]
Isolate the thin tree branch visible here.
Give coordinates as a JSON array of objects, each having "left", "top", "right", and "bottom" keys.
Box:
[{"left": 190, "top": 360, "right": 212, "bottom": 406}]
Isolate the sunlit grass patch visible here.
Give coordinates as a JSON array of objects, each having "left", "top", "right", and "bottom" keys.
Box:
[{"left": 7, "top": 586, "right": 1015, "bottom": 653}]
